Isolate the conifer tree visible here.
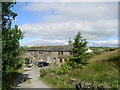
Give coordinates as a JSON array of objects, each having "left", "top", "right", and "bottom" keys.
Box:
[{"left": 70, "top": 31, "right": 88, "bottom": 64}]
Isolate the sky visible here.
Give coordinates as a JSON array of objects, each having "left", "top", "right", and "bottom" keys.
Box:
[{"left": 11, "top": 1, "right": 118, "bottom": 47}]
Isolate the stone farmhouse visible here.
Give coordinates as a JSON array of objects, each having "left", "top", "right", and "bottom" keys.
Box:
[{"left": 27, "top": 40, "right": 73, "bottom": 64}]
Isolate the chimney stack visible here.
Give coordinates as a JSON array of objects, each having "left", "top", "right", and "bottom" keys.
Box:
[{"left": 68, "top": 38, "right": 73, "bottom": 46}]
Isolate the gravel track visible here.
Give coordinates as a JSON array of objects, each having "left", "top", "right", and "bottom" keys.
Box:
[{"left": 14, "top": 67, "right": 50, "bottom": 89}]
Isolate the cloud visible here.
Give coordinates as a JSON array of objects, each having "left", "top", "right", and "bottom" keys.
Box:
[
  {"left": 19, "top": 2, "right": 118, "bottom": 47},
  {"left": 21, "top": 39, "right": 68, "bottom": 46},
  {"left": 20, "top": 19, "right": 117, "bottom": 40},
  {"left": 21, "top": 2, "right": 118, "bottom": 22},
  {"left": 21, "top": 39, "right": 118, "bottom": 47},
  {"left": 88, "top": 40, "right": 118, "bottom": 47}
]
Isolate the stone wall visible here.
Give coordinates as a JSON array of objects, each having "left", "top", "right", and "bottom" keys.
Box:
[{"left": 28, "top": 50, "right": 72, "bottom": 64}]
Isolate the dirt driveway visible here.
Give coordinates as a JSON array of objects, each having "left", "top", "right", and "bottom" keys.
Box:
[{"left": 14, "top": 66, "right": 50, "bottom": 89}]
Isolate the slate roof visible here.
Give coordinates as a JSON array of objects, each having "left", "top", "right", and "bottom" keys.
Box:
[{"left": 28, "top": 45, "right": 73, "bottom": 52}]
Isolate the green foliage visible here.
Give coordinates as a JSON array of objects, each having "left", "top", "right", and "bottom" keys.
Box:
[
  {"left": 40, "top": 63, "right": 72, "bottom": 77},
  {"left": 2, "top": 2, "right": 24, "bottom": 89},
  {"left": 2, "top": 25, "right": 23, "bottom": 74}
]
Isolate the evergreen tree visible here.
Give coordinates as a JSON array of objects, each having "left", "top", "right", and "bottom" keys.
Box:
[{"left": 70, "top": 31, "right": 88, "bottom": 64}]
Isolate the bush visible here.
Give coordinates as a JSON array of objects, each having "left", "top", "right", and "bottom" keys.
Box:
[
  {"left": 67, "top": 60, "right": 87, "bottom": 69},
  {"left": 40, "top": 68, "right": 48, "bottom": 77},
  {"left": 24, "top": 58, "right": 29, "bottom": 64},
  {"left": 109, "top": 80, "right": 119, "bottom": 89},
  {"left": 56, "top": 63, "right": 72, "bottom": 75}
]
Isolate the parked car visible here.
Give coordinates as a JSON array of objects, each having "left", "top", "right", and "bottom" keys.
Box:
[
  {"left": 23, "top": 67, "right": 31, "bottom": 71},
  {"left": 38, "top": 62, "right": 49, "bottom": 67},
  {"left": 27, "top": 63, "right": 34, "bottom": 67}
]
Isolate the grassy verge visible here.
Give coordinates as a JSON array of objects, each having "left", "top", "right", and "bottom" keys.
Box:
[{"left": 40, "top": 69, "right": 75, "bottom": 88}]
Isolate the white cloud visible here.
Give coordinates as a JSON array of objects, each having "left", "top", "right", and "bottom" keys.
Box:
[{"left": 20, "top": 20, "right": 117, "bottom": 40}]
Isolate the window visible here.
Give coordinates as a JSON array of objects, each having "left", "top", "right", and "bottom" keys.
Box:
[
  {"left": 61, "top": 52, "right": 63, "bottom": 55},
  {"left": 65, "top": 59, "right": 67, "bottom": 62},
  {"left": 49, "top": 51, "right": 51, "bottom": 54},
  {"left": 70, "top": 51, "right": 72, "bottom": 55},
  {"left": 58, "top": 51, "right": 63, "bottom": 55},
  {"left": 39, "top": 51, "right": 43, "bottom": 54},
  {"left": 58, "top": 52, "right": 60, "bottom": 55},
  {"left": 60, "top": 59, "right": 62, "bottom": 62}
]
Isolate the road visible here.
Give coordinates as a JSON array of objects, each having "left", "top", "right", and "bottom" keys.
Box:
[{"left": 14, "top": 66, "right": 51, "bottom": 89}]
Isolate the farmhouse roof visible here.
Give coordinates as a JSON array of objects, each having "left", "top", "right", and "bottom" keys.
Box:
[{"left": 28, "top": 45, "right": 73, "bottom": 52}]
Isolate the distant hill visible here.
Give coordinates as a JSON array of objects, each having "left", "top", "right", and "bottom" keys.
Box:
[
  {"left": 90, "top": 48, "right": 119, "bottom": 63},
  {"left": 89, "top": 47, "right": 113, "bottom": 50}
]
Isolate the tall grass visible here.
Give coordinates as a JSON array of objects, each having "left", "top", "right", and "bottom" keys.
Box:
[
  {"left": 68, "top": 49, "right": 119, "bottom": 88},
  {"left": 90, "top": 48, "right": 119, "bottom": 63}
]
